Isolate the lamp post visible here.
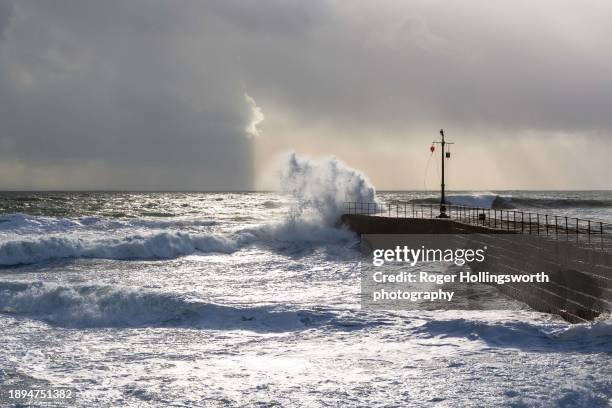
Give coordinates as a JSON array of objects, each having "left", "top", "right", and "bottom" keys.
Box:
[{"left": 432, "top": 129, "right": 453, "bottom": 218}]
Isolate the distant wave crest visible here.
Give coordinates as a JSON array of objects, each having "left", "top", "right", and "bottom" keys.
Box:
[
  {"left": 0, "top": 213, "right": 217, "bottom": 234},
  {"left": 510, "top": 197, "right": 612, "bottom": 209},
  {"left": 414, "top": 193, "right": 612, "bottom": 209}
]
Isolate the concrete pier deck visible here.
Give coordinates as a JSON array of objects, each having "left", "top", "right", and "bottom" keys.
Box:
[{"left": 342, "top": 212, "right": 612, "bottom": 323}]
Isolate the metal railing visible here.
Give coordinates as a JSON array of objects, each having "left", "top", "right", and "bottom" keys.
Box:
[{"left": 344, "top": 201, "right": 612, "bottom": 251}]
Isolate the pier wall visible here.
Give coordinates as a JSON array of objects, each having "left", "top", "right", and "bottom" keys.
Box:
[{"left": 341, "top": 214, "right": 612, "bottom": 323}]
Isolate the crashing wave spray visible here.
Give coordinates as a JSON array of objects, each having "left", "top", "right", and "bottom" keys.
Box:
[{"left": 278, "top": 152, "right": 377, "bottom": 225}]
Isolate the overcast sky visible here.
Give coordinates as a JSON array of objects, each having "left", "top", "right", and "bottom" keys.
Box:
[{"left": 0, "top": 0, "right": 610, "bottom": 190}]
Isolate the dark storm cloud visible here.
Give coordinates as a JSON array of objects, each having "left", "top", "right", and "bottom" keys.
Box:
[
  {"left": 0, "top": 0, "right": 12, "bottom": 38},
  {"left": 0, "top": 0, "right": 255, "bottom": 189},
  {"left": 218, "top": 0, "right": 612, "bottom": 136},
  {"left": 0, "top": 0, "right": 610, "bottom": 189}
]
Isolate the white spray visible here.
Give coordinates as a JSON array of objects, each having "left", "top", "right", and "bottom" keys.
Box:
[{"left": 278, "top": 152, "right": 378, "bottom": 225}]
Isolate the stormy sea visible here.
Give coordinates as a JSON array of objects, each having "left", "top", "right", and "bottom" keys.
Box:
[{"left": 0, "top": 157, "right": 610, "bottom": 407}]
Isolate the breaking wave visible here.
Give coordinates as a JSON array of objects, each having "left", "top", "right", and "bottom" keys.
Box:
[
  {"left": 446, "top": 193, "right": 513, "bottom": 209},
  {"left": 414, "top": 315, "right": 612, "bottom": 352},
  {"left": 0, "top": 219, "right": 357, "bottom": 266},
  {"left": 0, "top": 232, "right": 237, "bottom": 266},
  {"left": 0, "top": 281, "right": 375, "bottom": 331},
  {"left": 414, "top": 193, "right": 612, "bottom": 209},
  {"left": 510, "top": 197, "right": 612, "bottom": 209},
  {"left": 413, "top": 193, "right": 512, "bottom": 209}
]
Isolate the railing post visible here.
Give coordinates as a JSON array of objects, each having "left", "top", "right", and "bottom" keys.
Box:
[
  {"left": 536, "top": 214, "right": 539, "bottom": 235},
  {"left": 565, "top": 216, "right": 569, "bottom": 240},
  {"left": 513, "top": 212, "right": 516, "bottom": 231},
  {"left": 576, "top": 218, "right": 579, "bottom": 243},
  {"left": 545, "top": 214, "right": 548, "bottom": 235},
  {"left": 601, "top": 222, "right": 604, "bottom": 250},
  {"left": 588, "top": 220, "right": 591, "bottom": 243},
  {"left": 555, "top": 215, "right": 558, "bottom": 239},
  {"left": 529, "top": 213, "right": 532, "bottom": 234}
]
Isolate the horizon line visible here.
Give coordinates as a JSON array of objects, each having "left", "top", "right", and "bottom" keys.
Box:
[{"left": 0, "top": 189, "right": 611, "bottom": 193}]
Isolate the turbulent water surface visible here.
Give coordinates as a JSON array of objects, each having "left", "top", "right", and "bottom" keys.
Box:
[{"left": 0, "top": 188, "right": 611, "bottom": 407}]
